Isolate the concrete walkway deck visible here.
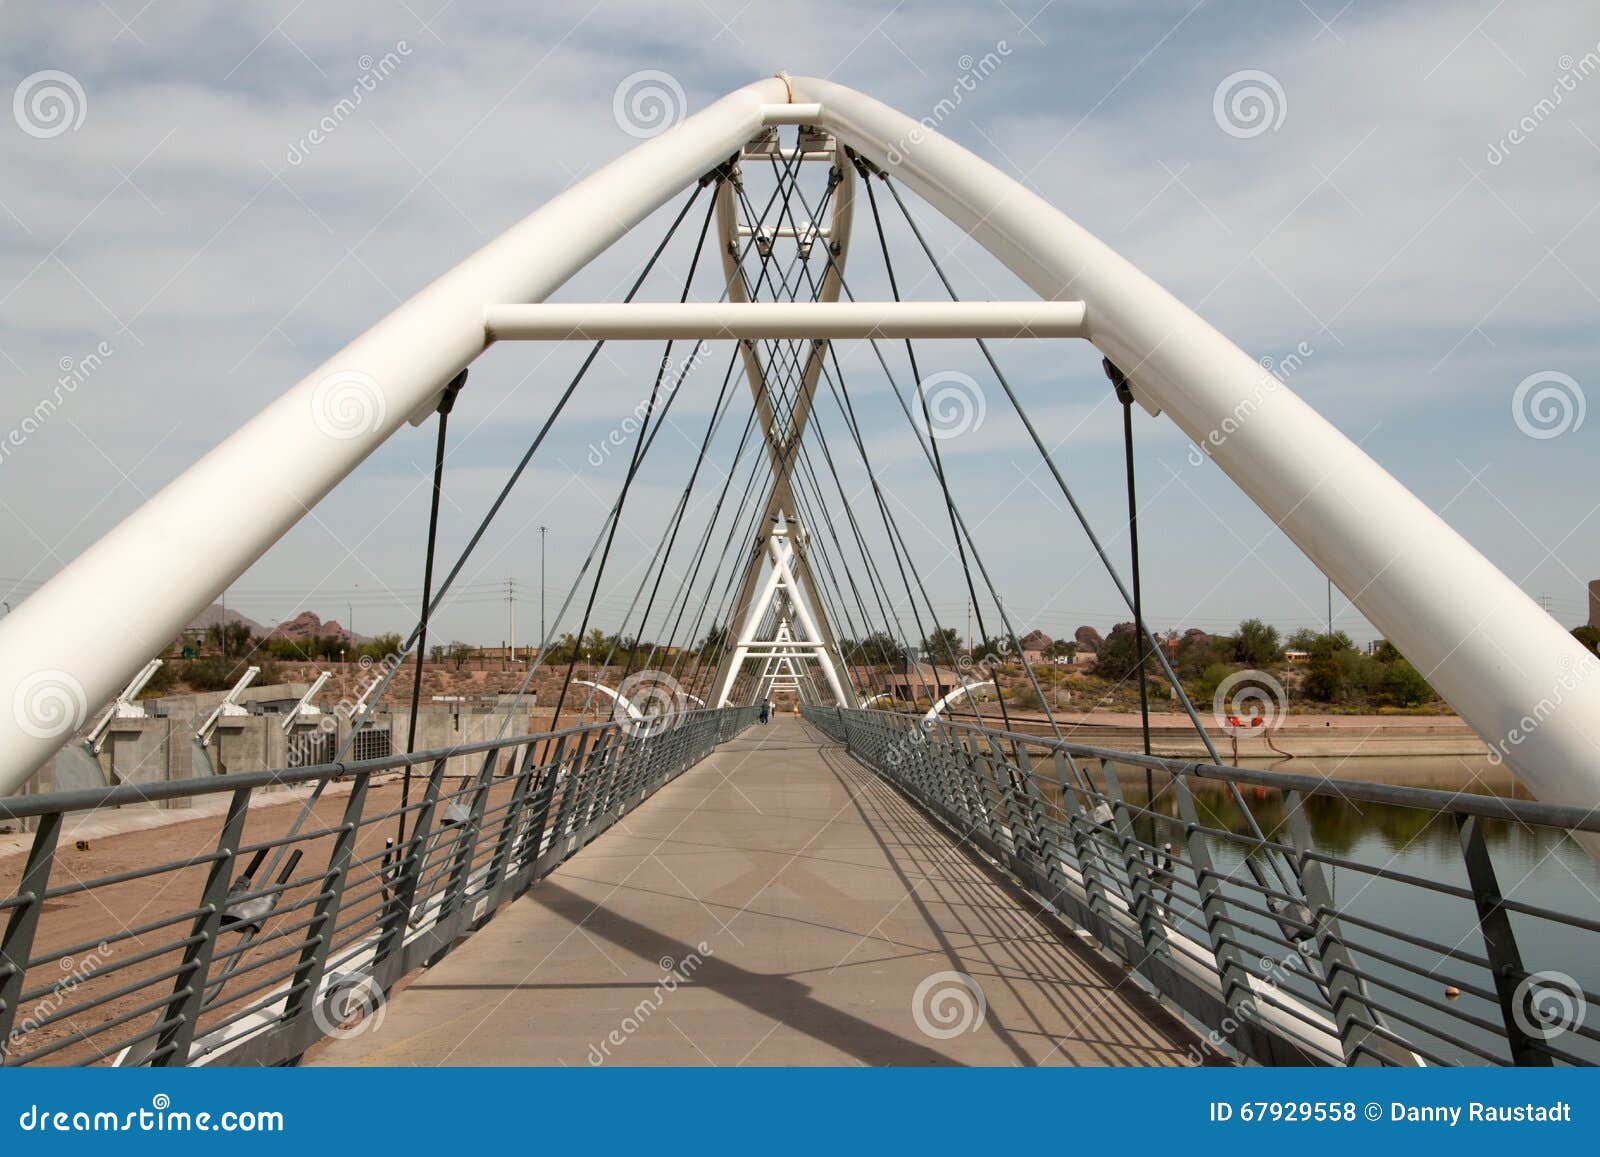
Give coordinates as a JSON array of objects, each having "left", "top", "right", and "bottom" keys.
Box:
[{"left": 313, "top": 716, "right": 1195, "bottom": 1066}]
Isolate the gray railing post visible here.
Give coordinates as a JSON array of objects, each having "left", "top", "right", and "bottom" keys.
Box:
[
  {"left": 373, "top": 756, "right": 446, "bottom": 986},
  {"left": 486, "top": 742, "right": 539, "bottom": 893},
  {"left": 1052, "top": 750, "right": 1117, "bottom": 945},
  {"left": 283, "top": 770, "right": 371, "bottom": 1054},
  {"left": 430, "top": 749, "right": 501, "bottom": 952},
  {"left": 547, "top": 730, "right": 596, "bottom": 862},
  {"left": 1100, "top": 759, "right": 1168, "bottom": 961},
  {"left": 152, "top": 786, "right": 251, "bottom": 1066},
  {"left": 1283, "top": 791, "right": 1392, "bottom": 1065},
  {"left": 1172, "top": 775, "right": 1255, "bottom": 1018},
  {"left": 0, "top": 810, "right": 62, "bottom": 1058},
  {"left": 512, "top": 734, "right": 567, "bottom": 875},
  {"left": 1457, "top": 812, "right": 1552, "bottom": 1066},
  {"left": 1007, "top": 741, "right": 1063, "bottom": 906}
]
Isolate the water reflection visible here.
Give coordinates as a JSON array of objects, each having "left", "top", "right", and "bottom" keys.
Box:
[{"left": 1094, "top": 756, "right": 1600, "bottom": 1065}]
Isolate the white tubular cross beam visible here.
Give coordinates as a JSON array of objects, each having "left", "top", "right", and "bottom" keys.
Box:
[{"left": 484, "top": 301, "right": 1087, "bottom": 341}]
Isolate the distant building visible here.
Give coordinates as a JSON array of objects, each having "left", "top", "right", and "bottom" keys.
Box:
[
  {"left": 883, "top": 659, "right": 959, "bottom": 700},
  {"left": 1017, "top": 629, "right": 1052, "bottom": 664},
  {"left": 1283, "top": 649, "right": 1309, "bottom": 664}
]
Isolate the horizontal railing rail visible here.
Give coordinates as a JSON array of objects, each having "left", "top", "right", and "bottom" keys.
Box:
[
  {"left": 0, "top": 707, "right": 757, "bottom": 1067},
  {"left": 807, "top": 706, "right": 1600, "bottom": 1069}
]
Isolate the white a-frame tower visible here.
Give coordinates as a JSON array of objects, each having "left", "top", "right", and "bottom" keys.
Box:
[{"left": 712, "top": 514, "right": 854, "bottom": 708}]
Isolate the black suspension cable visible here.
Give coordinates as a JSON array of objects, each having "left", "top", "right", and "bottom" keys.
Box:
[
  {"left": 399, "top": 368, "right": 467, "bottom": 843},
  {"left": 549, "top": 190, "right": 722, "bottom": 724},
  {"left": 1109, "top": 360, "right": 1155, "bottom": 827},
  {"left": 876, "top": 175, "right": 1301, "bottom": 895}
]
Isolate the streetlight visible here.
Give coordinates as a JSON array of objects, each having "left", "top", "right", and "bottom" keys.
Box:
[{"left": 539, "top": 525, "right": 547, "bottom": 647}]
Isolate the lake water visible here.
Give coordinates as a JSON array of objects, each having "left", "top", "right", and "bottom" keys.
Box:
[{"left": 1112, "top": 755, "right": 1599, "bottom": 1066}]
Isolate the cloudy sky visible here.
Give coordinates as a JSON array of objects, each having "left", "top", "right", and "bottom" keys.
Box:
[{"left": 1, "top": 0, "right": 1596, "bottom": 654}]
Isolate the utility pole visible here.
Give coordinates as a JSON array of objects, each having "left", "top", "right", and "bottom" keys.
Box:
[
  {"left": 539, "top": 525, "right": 547, "bottom": 648},
  {"left": 1327, "top": 577, "right": 1333, "bottom": 636},
  {"left": 507, "top": 577, "right": 517, "bottom": 663}
]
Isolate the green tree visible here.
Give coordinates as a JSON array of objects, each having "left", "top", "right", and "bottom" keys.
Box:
[
  {"left": 921, "top": 626, "right": 964, "bottom": 662},
  {"left": 1286, "top": 628, "right": 1354, "bottom": 653},
  {"left": 1044, "top": 638, "right": 1077, "bottom": 662},
  {"left": 1233, "top": 618, "right": 1282, "bottom": 666},
  {"left": 972, "top": 634, "right": 1012, "bottom": 666},
  {"left": 1092, "top": 622, "right": 1143, "bottom": 682},
  {"left": 1572, "top": 626, "right": 1600, "bottom": 655},
  {"left": 1303, "top": 648, "right": 1342, "bottom": 702},
  {"left": 1386, "top": 659, "right": 1434, "bottom": 707}
]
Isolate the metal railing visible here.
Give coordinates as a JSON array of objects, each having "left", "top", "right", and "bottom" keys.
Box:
[
  {"left": 0, "top": 707, "right": 756, "bottom": 1067},
  {"left": 806, "top": 706, "right": 1600, "bottom": 1068}
]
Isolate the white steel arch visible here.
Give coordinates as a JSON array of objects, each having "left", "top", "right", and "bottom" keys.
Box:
[
  {"left": 922, "top": 681, "right": 996, "bottom": 727},
  {"left": 0, "top": 75, "right": 1594, "bottom": 831}
]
